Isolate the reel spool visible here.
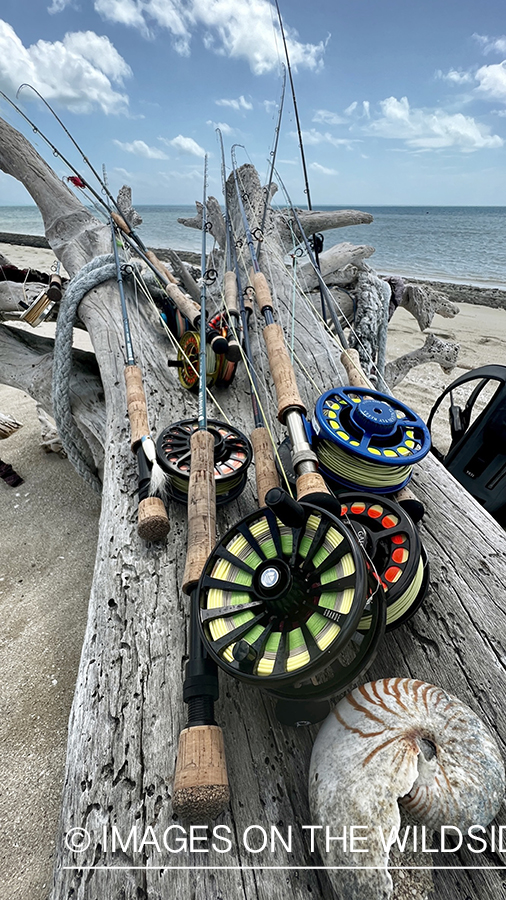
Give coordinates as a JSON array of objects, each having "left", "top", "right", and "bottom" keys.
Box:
[
  {"left": 177, "top": 331, "right": 220, "bottom": 390},
  {"left": 197, "top": 501, "right": 386, "bottom": 724},
  {"left": 156, "top": 418, "right": 252, "bottom": 506},
  {"left": 337, "top": 493, "right": 429, "bottom": 631},
  {"left": 19, "top": 290, "right": 55, "bottom": 327},
  {"left": 176, "top": 330, "right": 237, "bottom": 390},
  {"left": 312, "top": 387, "right": 431, "bottom": 494}
]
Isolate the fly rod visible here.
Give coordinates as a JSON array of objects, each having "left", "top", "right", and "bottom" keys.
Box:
[
  {"left": 192, "top": 150, "right": 386, "bottom": 727},
  {"left": 217, "top": 131, "right": 280, "bottom": 505},
  {"left": 172, "top": 155, "right": 229, "bottom": 820},
  {"left": 256, "top": 64, "right": 286, "bottom": 260},
  {"left": 272, "top": 165, "right": 427, "bottom": 521},
  {"left": 0, "top": 89, "right": 208, "bottom": 332},
  {"left": 272, "top": 0, "right": 326, "bottom": 320},
  {"left": 105, "top": 175, "right": 170, "bottom": 542}
]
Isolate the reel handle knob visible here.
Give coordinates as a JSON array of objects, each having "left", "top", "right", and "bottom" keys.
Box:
[
  {"left": 265, "top": 486, "right": 306, "bottom": 529},
  {"left": 206, "top": 324, "right": 228, "bottom": 356}
]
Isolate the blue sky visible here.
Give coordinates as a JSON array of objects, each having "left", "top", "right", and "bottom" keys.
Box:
[{"left": 0, "top": 0, "right": 505, "bottom": 205}]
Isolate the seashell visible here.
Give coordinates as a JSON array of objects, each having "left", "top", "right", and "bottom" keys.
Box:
[{"left": 309, "top": 678, "right": 505, "bottom": 900}]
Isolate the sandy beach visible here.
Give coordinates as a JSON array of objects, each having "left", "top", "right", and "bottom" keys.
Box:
[{"left": 1, "top": 242, "right": 505, "bottom": 899}]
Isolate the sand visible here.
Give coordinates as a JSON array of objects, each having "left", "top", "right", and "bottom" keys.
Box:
[{"left": 0, "top": 243, "right": 505, "bottom": 899}]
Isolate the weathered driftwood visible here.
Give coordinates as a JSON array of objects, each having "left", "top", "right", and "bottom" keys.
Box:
[
  {"left": 298, "top": 241, "right": 376, "bottom": 290},
  {"left": 2, "top": 129, "right": 506, "bottom": 900},
  {"left": 385, "top": 333, "right": 460, "bottom": 388}
]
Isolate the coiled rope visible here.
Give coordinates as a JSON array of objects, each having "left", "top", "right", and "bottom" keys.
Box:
[{"left": 52, "top": 253, "right": 123, "bottom": 493}]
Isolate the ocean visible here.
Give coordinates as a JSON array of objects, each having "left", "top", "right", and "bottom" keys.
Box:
[{"left": 0, "top": 204, "right": 504, "bottom": 288}]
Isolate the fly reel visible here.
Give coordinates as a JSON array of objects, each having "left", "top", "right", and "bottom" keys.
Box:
[
  {"left": 337, "top": 492, "right": 429, "bottom": 631},
  {"left": 176, "top": 331, "right": 221, "bottom": 390},
  {"left": 156, "top": 418, "right": 252, "bottom": 505},
  {"left": 176, "top": 331, "right": 237, "bottom": 390},
  {"left": 312, "top": 387, "right": 431, "bottom": 493},
  {"left": 197, "top": 500, "right": 386, "bottom": 723}
]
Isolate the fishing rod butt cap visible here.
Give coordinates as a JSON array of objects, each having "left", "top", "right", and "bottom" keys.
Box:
[
  {"left": 341, "top": 348, "right": 369, "bottom": 389},
  {"left": 251, "top": 426, "right": 280, "bottom": 506},
  {"left": 172, "top": 725, "right": 229, "bottom": 820},
  {"left": 137, "top": 497, "right": 170, "bottom": 541},
  {"left": 393, "top": 485, "right": 425, "bottom": 524}
]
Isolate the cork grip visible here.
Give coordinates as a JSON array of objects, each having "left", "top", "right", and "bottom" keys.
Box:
[
  {"left": 124, "top": 365, "right": 150, "bottom": 451},
  {"left": 173, "top": 725, "right": 229, "bottom": 820},
  {"left": 224, "top": 270, "right": 239, "bottom": 314},
  {"left": 296, "top": 471, "right": 330, "bottom": 500},
  {"left": 182, "top": 430, "right": 216, "bottom": 594},
  {"left": 111, "top": 210, "right": 131, "bottom": 235},
  {"left": 340, "top": 348, "right": 370, "bottom": 388},
  {"left": 251, "top": 426, "right": 280, "bottom": 506},
  {"left": 146, "top": 249, "right": 177, "bottom": 285},
  {"left": 165, "top": 282, "right": 201, "bottom": 327},
  {"left": 263, "top": 323, "right": 306, "bottom": 422},
  {"left": 251, "top": 269, "right": 273, "bottom": 313},
  {"left": 138, "top": 496, "right": 170, "bottom": 542}
]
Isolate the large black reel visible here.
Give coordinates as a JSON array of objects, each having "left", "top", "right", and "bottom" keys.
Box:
[
  {"left": 197, "top": 500, "right": 386, "bottom": 722},
  {"left": 156, "top": 418, "right": 252, "bottom": 506},
  {"left": 336, "top": 492, "right": 429, "bottom": 632},
  {"left": 427, "top": 365, "right": 506, "bottom": 527}
]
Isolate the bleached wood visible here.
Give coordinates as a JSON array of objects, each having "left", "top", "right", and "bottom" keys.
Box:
[
  {"left": 298, "top": 241, "right": 375, "bottom": 290},
  {"left": 0, "top": 129, "right": 505, "bottom": 900}
]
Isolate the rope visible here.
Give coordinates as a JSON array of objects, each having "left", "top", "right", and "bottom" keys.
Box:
[{"left": 52, "top": 253, "right": 120, "bottom": 493}]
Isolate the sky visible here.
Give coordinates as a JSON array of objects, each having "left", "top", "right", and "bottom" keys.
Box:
[{"left": 0, "top": 0, "right": 505, "bottom": 206}]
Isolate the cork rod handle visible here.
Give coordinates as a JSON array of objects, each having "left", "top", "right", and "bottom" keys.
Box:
[
  {"left": 182, "top": 430, "right": 216, "bottom": 593},
  {"left": 263, "top": 324, "right": 306, "bottom": 422},
  {"left": 251, "top": 426, "right": 280, "bottom": 506}
]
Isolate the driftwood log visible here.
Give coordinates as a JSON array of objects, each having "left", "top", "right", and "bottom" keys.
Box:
[{"left": 1, "top": 121, "right": 506, "bottom": 900}]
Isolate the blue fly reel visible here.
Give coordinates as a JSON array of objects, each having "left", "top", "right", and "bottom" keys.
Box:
[{"left": 311, "top": 387, "right": 431, "bottom": 493}]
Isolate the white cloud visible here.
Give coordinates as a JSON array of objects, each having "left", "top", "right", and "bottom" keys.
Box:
[
  {"left": 48, "top": 0, "right": 73, "bottom": 12},
  {"left": 435, "top": 68, "right": 474, "bottom": 85},
  {"left": 206, "top": 120, "right": 234, "bottom": 135},
  {"left": 161, "top": 134, "right": 206, "bottom": 157},
  {"left": 344, "top": 101, "right": 357, "bottom": 115},
  {"left": 0, "top": 21, "right": 130, "bottom": 114},
  {"left": 313, "top": 109, "right": 347, "bottom": 125},
  {"left": 94, "top": 0, "right": 326, "bottom": 74},
  {"left": 364, "top": 96, "right": 503, "bottom": 150},
  {"left": 473, "top": 33, "right": 506, "bottom": 55},
  {"left": 475, "top": 61, "right": 506, "bottom": 102},
  {"left": 215, "top": 95, "right": 252, "bottom": 111},
  {"left": 113, "top": 139, "right": 168, "bottom": 158},
  {"left": 292, "top": 128, "right": 357, "bottom": 149},
  {"left": 310, "top": 162, "right": 338, "bottom": 176}
]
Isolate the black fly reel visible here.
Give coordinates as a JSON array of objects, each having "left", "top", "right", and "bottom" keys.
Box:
[
  {"left": 156, "top": 418, "right": 252, "bottom": 506},
  {"left": 197, "top": 498, "right": 386, "bottom": 725},
  {"left": 427, "top": 365, "right": 506, "bottom": 527},
  {"left": 337, "top": 493, "right": 429, "bottom": 632}
]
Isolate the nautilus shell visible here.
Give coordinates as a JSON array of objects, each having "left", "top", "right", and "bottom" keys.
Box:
[{"left": 309, "top": 678, "right": 505, "bottom": 900}]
